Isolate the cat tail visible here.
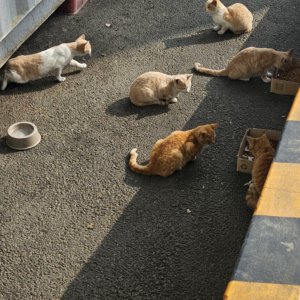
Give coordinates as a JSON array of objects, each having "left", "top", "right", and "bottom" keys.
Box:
[
  {"left": 194, "top": 63, "right": 228, "bottom": 77},
  {"left": 129, "top": 148, "right": 152, "bottom": 175}
]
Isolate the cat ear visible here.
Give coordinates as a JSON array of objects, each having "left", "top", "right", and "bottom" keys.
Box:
[
  {"left": 186, "top": 74, "right": 193, "bottom": 80},
  {"left": 281, "top": 56, "right": 288, "bottom": 64},
  {"left": 261, "top": 133, "right": 269, "bottom": 141},
  {"left": 246, "top": 136, "right": 255, "bottom": 148},
  {"left": 211, "top": 0, "right": 218, "bottom": 6},
  {"left": 287, "top": 49, "right": 294, "bottom": 57},
  {"left": 201, "top": 131, "right": 208, "bottom": 138},
  {"left": 77, "top": 41, "right": 88, "bottom": 53},
  {"left": 175, "top": 78, "right": 183, "bottom": 85},
  {"left": 76, "top": 34, "right": 86, "bottom": 41},
  {"left": 210, "top": 123, "right": 219, "bottom": 129}
]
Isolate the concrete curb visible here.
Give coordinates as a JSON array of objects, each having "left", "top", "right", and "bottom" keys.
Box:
[{"left": 224, "top": 89, "right": 300, "bottom": 300}]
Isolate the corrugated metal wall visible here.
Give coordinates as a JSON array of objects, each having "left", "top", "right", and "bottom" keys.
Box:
[
  {"left": 0, "top": 0, "right": 64, "bottom": 67},
  {"left": 0, "top": 0, "right": 42, "bottom": 40}
]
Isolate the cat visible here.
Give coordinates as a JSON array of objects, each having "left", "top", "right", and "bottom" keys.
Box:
[
  {"left": 129, "top": 123, "right": 218, "bottom": 177},
  {"left": 205, "top": 0, "right": 253, "bottom": 35},
  {"left": 129, "top": 71, "right": 193, "bottom": 106},
  {"left": 194, "top": 47, "right": 294, "bottom": 82},
  {"left": 245, "top": 133, "right": 275, "bottom": 210},
  {"left": 1, "top": 34, "right": 91, "bottom": 90}
]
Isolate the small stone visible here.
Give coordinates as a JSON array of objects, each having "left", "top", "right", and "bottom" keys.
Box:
[
  {"left": 87, "top": 223, "right": 95, "bottom": 230},
  {"left": 105, "top": 23, "right": 111, "bottom": 27},
  {"left": 187, "top": 209, "right": 191, "bottom": 214}
]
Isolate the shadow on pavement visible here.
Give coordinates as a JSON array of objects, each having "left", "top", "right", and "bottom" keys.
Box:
[
  {"left": 164, "top": 29, "right": 237, "bottom": 49},
  {"left": 60, "top": 1, "right": 298, "bottom": 300},
  {"left": 0, "top": 70, "right": 81, "bottom": 96},
  {"left": 106, "top": 97, "right": 170, "bottom": 119},
  {"left": 0, "top": 137, "right": 18, "bottom": 155}
]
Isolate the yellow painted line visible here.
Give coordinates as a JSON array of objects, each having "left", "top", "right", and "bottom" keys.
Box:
[
  {"left": 256, "top": 188, "right": 300, "bottom": 218},
  {"left": 263, "top": 162, "right": 300, "bottom": 194},
  {"left": 288, "top": 89, "right": 300, "bottom": 121},
  {"left": 224, "top": 281, "right": 300, "bottom": 300}
]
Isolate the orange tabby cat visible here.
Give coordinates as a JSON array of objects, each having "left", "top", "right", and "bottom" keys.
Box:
[
  {"left": 245, "top": 133, "right": 275, "bottom": 209},
  {"left": 1, "top": 34, "right": 91, "bottom": 90},
  {"left": 129, "top": 123, "right": 218, "bottom": 177},
  {"left": 194, "top": 47, "right": 294, "bottom": 82},
  {"left": 205, "top": 0, "right": 253, "bottom": 35},
  {"left": 129, "top": 71, "right": 193, "bottom": 106}
]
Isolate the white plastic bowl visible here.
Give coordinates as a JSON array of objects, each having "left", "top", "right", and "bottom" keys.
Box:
[{"left": 6, "top": 122, "right": 41, "bottom": 150}]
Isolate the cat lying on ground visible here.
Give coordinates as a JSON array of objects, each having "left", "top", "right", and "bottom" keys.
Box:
[
  {"left": 245, "top": 133, "right": 275, "bottom": 210},
  {"left": 129, "top": 71, "right": 193, "bottom": 106},
  {"left": 129, "top": 123, "right": 218, "bottom": 177},
  {"left": 205, "top": 0, "right": 253, "bottom": 35},
  {"left": 1, "top": 34, "right": 91, "bottom": 90},
  {"left": 194, "top": 47, "right": 294, "bottom": 82}
]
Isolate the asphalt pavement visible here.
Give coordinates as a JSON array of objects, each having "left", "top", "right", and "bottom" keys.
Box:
[{"left": 0, "top": 1, "right": 299, "bottom": 299}]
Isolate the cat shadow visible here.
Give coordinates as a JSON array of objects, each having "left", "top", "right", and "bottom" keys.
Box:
[
  {"left": 106, "top": 97, "right": 171, "bottom": 120},
  {"left": 164, "top": 28, "right": 237, "bottom": 49},
  {"left": 123, "top": 151, "right": 206, "bottom": 189},
  {"left": 0, "top": 70, "right": 81, "bottom": 96}
]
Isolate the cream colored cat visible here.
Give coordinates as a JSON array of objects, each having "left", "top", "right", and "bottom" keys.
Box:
[
  {"left": 129, "top": 123, "right": 218, "bottom": 177},
  {"left": 129, "top": 71, "right": 193, "bottom": 106},
  {"left": 1, "top": 34, "right": 91, "bottom": 90},
  {"left": 195, "top": 47, "right": 294, "bottom": 82},
  {"left": 245, "top": 134, "right": 275, "bottom": 210},
  {"left": 205, "top": 0, "right": 253, "bottom": 35}
]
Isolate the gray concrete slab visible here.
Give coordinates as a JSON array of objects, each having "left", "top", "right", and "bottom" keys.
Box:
[{"left": 0, "top": 1, "right": 299, "bottom": 299}]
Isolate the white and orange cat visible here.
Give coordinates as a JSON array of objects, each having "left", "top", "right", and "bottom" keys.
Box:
[
  {"left": 245, "top": 133, "right": 275, "bottom": 210},
  {"left": 195, "top": 47, "right": 294, "bottom": 82},
  {"left": 205, "top": 0, "right": 253, "bottom": 35},
  {"left": 1, "top": 34, "right": 91, "bottom": 90},
  {"left": 129, "top": 72, "right": 193, "bottom": 106},
  {"left": 129, "top": 123, "right": 218, "bottom": 177}
]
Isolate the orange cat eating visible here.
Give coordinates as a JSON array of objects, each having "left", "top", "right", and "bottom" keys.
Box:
[{"left": 245, "top": 133, "right": 275, "bottom": 209}]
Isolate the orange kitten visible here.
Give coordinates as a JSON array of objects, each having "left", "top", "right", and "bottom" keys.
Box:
[
  {"left": 205, "top": 0, "right": 253, "bottom": 35},
  {"left": 245, "top": 134, "right": 275, "bottom": 209},
  {"left": 1, "top": 34, "right": 91, "bottom": 90},
  {"left": 129, "top": 123, "right": 218, "bottom": 177},
  {"left": 129, "top": 71, "right": 193, "bottom": 106},
  {"left": 195, "top": 47, "right": 294, "bottom": 82}
]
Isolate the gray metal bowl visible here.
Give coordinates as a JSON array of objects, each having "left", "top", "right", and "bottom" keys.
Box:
[{"left": 6, "top": 122, "right": 41, "bottom": 150}]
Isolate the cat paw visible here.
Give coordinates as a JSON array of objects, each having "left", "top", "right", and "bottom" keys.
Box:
[
  {"left": 170, "top": 98, "right": 178, "bottom": 103},
  {"left": 262, "top": 77, "right": 271, "bottom": 83},
  {"left": 217, "top": 30, "right": 226, "bottom": 35},
  {"left": 80, "top": 63, "right": 87, "bottom": 69},
  {"left": 213, "top": 25, "right": 220, "bottom": 31},
  {"left": 57, "top": 76, "right": 66, "bottom": 82}
]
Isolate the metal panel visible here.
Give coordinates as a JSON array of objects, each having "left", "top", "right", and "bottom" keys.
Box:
[{"left": 0, "top": 0, "right": 65, "bottom": 68}]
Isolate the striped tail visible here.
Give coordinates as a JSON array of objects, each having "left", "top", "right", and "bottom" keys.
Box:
[
  {"left": 194, "top": 63, "right": 228, "bottom": 77},
  {"left": 129, "top": 148, "right": 152, "bottom": 175}
]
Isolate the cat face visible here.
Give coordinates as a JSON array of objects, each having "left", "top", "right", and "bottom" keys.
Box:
[
  {"left": 206, "top": 0, "right": 220, "bottom": 12},
  {"left": 279, "top": 49, "right": 294, "bottom": 71},
  {"left": 195, "top": 123, "right": 219, "bottom": 143},
  {"left": 75, "top": 34, "right": 92, "bottom": 56},
  {"left": 246, "top": 133, "right": 272, "bottom": 155},
  {"left": 174, "top": 74, "right": 193, "bottom": 92}
]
